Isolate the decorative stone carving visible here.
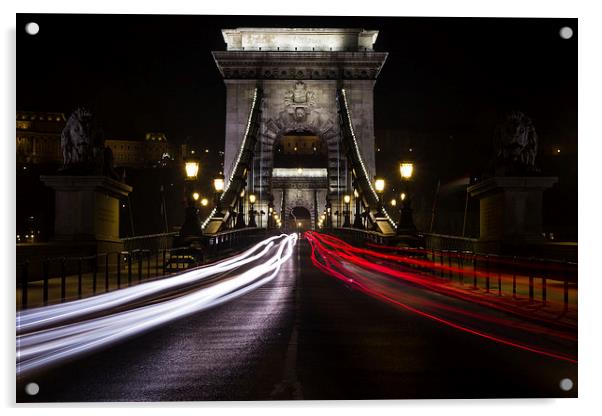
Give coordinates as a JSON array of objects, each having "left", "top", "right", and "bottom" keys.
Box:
[
  {"left": 493, "top": 111, "right": 539, "bottom": 176},
  {"left": 284, "top": 81, "right": 316, "bottom": 122},
  {"left": 264, "top": 81, "right": 337, "bottom": 135}
]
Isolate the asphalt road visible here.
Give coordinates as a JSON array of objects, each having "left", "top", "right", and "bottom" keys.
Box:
[{"left": 17, "top": 239, "right": 577, "bottom": 402}]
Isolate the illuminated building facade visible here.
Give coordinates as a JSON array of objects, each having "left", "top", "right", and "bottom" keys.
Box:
[
  {"left": 16, "top": 111, "right": 65, "bottom": 165},
  {"left": 16, "top": 112, "right": 180, "bottom": 169}
]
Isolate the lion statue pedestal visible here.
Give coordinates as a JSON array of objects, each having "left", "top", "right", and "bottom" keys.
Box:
[
  {"left": 468, "top": 176, "right": 557, "bottom": 254},
  {"left": 40, "top": 175, "right": 132, "bottom": 254}
]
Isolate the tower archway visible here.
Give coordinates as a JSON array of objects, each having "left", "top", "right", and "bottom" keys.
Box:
[{"left": 213, "top": 28, "right": 386, "bottom": 230}]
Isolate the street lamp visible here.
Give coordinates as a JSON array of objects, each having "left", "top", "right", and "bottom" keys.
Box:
[
  {"left": 213, "top": 173, "right": 225, "bottom": 217},
  {"left": 185, "top": 158, "right": 200, "bottom": 180},
  {"left": 213, "top": 175, "right": 225, "bottom": 192},
  {"left": 374, "top": 177, "right": 385, "bottom": 218},
  {"left": 375, "top": 178, "right": 385, "bottom": 193},
  {"left": 267, "top": 199, "right": 274, "bottom": 229},
  {"left": 235, "top": 188, "right": 246, "bottom": 229},
  {"left": 180, "top": 154, "right": 201, "bottom": 239},
  {"left": 200, "top": 197, "right": 208, "bottom": 207},
  {"left": 325, "top": 199, "right": 332, "bottom": 228},
  {"left": 399, "top": 162, "right": 414, "bottom": 180},
  {"left": 259, "top": 210, "right": 265, "bottom": 228},
  {"left": 248, "top": 193, "right": 257, "bottom": 227},
  {"left": 343, "top": 194, "right": 351, "bottom": 227},
  {"left": 353, "top": 186, "right": 363, "bottom": 229},
  {"left": 397, "top": 162, "right": 416, "bottom": 233}
]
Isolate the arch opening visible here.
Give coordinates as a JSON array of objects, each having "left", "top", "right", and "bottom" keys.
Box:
[
  {"left": 289, "top": 206, "right": 312, "bottom": 232},
  {"left": 273, "top": 130, "right": 328, "bottom": 168}
]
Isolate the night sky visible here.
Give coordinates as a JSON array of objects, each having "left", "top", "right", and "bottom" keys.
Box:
[{"left": 17, "top": 13, "right": 578, "bottom": 235}]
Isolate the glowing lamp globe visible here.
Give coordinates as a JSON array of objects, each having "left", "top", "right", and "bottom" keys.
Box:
[
  {"left": 374, "top": 178, "right": 385, "bottom": 193},
  {"left": 399, "top": 162, "right": 414, "bottom": 180},
  {"left": 184, "top": 160, "right": 200, "bottom": 180},
  {"left": 213, "top": 175, "right": 225, "bottom": 193}
]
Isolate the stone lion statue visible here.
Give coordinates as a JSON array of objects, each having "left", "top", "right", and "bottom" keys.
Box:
[
  {"left": 59, "top": 108, "right": 118, "bottom": 179},
  {"left": 493, "top": 111, "right": 539, "bottom": 175},
  {"left": 61, "top": 107, "right": 101, "bottom": 167}
]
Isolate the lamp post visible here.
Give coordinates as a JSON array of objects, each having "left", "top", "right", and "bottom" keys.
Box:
[
  {"left": 267, "top": 200, "right": 274, "bottom": 229},
  {"left": 397, "top": 162, "right": 416, "bottom": 233},
  {"left": 372, "top": 177, "right": 385, "bottom": 231},
  {"left": 325, "top": 199, "right": 332, "bottom": 228},
  {"left": 213, "top": 173, "right": 225, "bottom": 218},
  {"left": 353, "top": 187, "right": 363, "bottom": 228},
  {"left": 258, "top": 210, "right": 264, "bottom": 228},
  {"left": 235, "top": 188, "right": 246, "bottom": 229},
  {"left": 342, "top": 194, "right": 351, "bottom": 227},
  {"left": 248, "top": 193, "right": 257, "bottom": 227},
  {"left": 374, "top": 177, "right": 385, "bottom": 218},
  {"left": 180, "top": 154, "right": 201, "bottom": 238},
  {"left": 198, "top": 196, "right": 208, "bottom": 219}
]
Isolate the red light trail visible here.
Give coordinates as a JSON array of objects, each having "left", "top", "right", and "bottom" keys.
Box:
[{"left": 305, "top": 231, "right": 577, "bottom": 364}]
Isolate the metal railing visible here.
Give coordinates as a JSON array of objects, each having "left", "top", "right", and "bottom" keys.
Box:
[
  {"left": 421, "top": 232, "right": 477, "bottom": 252},
  {"left": 200, "top": 227, "right": 276, "bottom": 256},
  {"left": 17, "top": 246, "right": 200, "bottom": 310},
  {"left": 367, "top": 244, "right": 578, "bottom": 312},
  {"left": 325, "top": 227, "right": 400, "bottom": 246},
  {"left": 122, "top": 232, "right": 178, "bottom": 251},
  {"left": 17, "top": 228, "right": 278, "bottom": 310},
  {"left": 321, "top": 229, "right": 577, "bottom": 311}
]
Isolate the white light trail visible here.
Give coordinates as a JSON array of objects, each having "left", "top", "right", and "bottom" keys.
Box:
[
  {"left": 16, "top": 233, "right": 297, "bottom": 377},
  {"left": 17, "top": 234, "right": 283, "bottom": 333}
]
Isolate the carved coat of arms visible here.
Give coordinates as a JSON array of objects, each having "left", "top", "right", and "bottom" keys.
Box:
[{"left": 284, "top": 81, "right": 316, "bottom": 121}]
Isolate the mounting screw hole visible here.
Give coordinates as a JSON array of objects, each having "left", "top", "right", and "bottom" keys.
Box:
[
  {"left": 559, "top": 378, "right": 573, "bottom": 391},
  {"left": 25, "top": 382, "right": 39, "bottom": 395},
  {"left": 25, "top": 22, "right": 40, "bottom": 35},
  {"left": 559, "top": 26, "right": 573, "bottom": 40}
]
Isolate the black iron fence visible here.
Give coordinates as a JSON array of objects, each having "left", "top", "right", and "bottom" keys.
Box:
[
  {"left": 421, "top": 233, "right": 477, "bottom": 252},
  {"left": 17, "top": 228, "right": 277, "bottom": 310},
  {"left": 122, "top": 232, "right": 178, "bottom": 251},
  {"left": 17, "top": 246, "right": 201, "bottom": 310},
  {"left": 325, "top": 227, "right": 399, "bottom": 246},
  {"left": 200, "top": 227, "right": 274, "bottom": 256},
  {"left": 365, "top": 244, "right": 578, "bottom": 311}
]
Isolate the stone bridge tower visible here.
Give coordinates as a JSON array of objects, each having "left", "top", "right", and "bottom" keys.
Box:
[{"left": 213, "top": 28, "right": 387, "bottom": 230}]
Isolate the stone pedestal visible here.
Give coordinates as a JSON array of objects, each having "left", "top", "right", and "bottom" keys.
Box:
[
  {"left": 467, "top": 176, "right": 557, "bottom": 254},
  {"left": 40, "top": 175, "right": 133, "bottom": 253}
]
